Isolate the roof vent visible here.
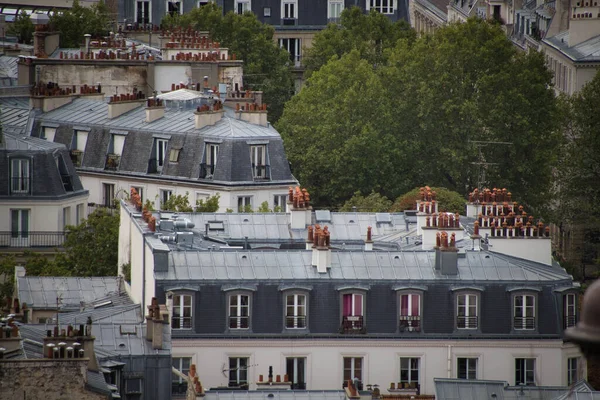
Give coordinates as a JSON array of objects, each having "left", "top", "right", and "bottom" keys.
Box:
[
  {"left": 207, "top": 221, "right": 224, "bottom": 231},
  {"left": 176, "top": 232, "right": 193, "bottom": 246},
  {"left": 376, "top": 213, "right": 392, "bottom": 224},
  {"left": 315, "top": 210, "right": 331, "bottom": 222}
]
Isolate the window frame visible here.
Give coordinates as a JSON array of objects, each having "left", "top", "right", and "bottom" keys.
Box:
[
  {"left": 234, "top": 0, "right": 251, "bottom": 14},
  {"left": 172, "top": 356, "right": 192, "bottom": 395},
  {"left": 455, "top": 291, "right": 479, "bottom": 330},
  {"left": 327, "top": 0, "right": 344, "bottom": 20},
  {"left": 340, "top": 290, "right": 366, "bottom": 333},
  {"left": 281, "top": 0, "right": 297, "bottom": 19},
  {"left": 155, "top": 138, "right": 168, "bottom": 170},
  {"left": 278, "top": 38, "right": 301, "bottom": 65},
  {"left": 273, "top": 194, "right": 288, "bottom": 212},
  {"left": 567, "top": 356, "right": 580, "bottom": 386},
  {"left": 228, "top": 292, "right": 251, "bottom": 331},
  {"left": 131, "top": 186, "right": 145, "bottom": 204},
  {"left": 228, "top": 356, "right": 250, "bottom": 387},
  {"left": 171, "top": 293, "right": 193, "bottom": 330},
  {"left": 564, "top": 293, "right": 577, "bottom": 329},
  {"left": 366, "top": 0, "right": 396, "bottom": 14},
  {"left": 102, "top": 182, "right": 116, "bottom": 208},
  {"left": 342, "top": 356, "right": 363, "bottom": 382},
  {"left": 237, "top": 195, "right": 253, "bottom": 212},
  {"left": 166, "top": 0, "right": 183, "bottom": 16},
  {"left": 135, "top": 0, "right": 152, "bottom": 24},
  {"left": 457, "top": 357, "right": 478, "bottom": 380},
  {"left": 397, "top": 290, "right": 422, "bottom": 333},
  {"left": 286, "top": 356, "right": 307, "bottom": 389},
  {"left": 512, "top": 292, "right": 537, "bottom": 331},
  {"left": 250, "top": 144, "right": 268, "bottom": 179},
  {"left": 43, "top": 126, "right": 56, "bottom": 142},
  {"left": 284, "top": 292, "right": 308, "bottom": 330},
  {"left": 10, "top": 209, "right": 29, "bottom": 239},
  {"left": 399, "top": 357, "right": 420, "bottom": 386},
  {"left": 10, "top": 158, "right": 31, "bottom": 195},
  {"left": 159, "top": 188, "right": 173, "bottom": 210},
  {"left": 515, "top": 357, "right": 536, "bottom": 386}
]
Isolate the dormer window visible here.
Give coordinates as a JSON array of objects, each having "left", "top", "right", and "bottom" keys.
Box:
[
  {"left": 42, "top": 126, "right": 56, "bottom": 142},
  {"left": 456, "top": 293, "right": 478, "bottom": 329},
  {"left": 10, "top": 158, "right": 30, "bottom": 195},
  {"left": 70, "top": 129, "right": 89, "bottom": 167},
  {"left": 513, "top": 293, "right": 536, "bottom": 330},
  {"left": 399, "top": 293, "right": 421, "bottom": 332},
  {"left": 149, "top": 137, "right": 168, "bottom": 173},
  {"left": 169, "top": 148, "right": 181, "bottom": 163},
  {"left": 564, "top": 293, "right": 577, "bottom": 329},
  {"left": 172, "top": 293, "right": 193, "bottom": 329},
  {"left": 200, "top": 143, "right": 219, "bottom": 179},
  {"left": 235, "top": 0, "right": 251, "bottom": 13},
  {"left": 250, "top": 145, "right": 269, "bottom": 180},
  {"left": 106, "top": 133, "right": 126, "bottom": 171},
  {"left": 367, "top": 0, "right": 396, "bottom": 14},
  {"left": 341, "top": 292, "right": 365, "bottom": 333},
  {"left": 282, "top": 0, "right": 297, "bottom": 19}
]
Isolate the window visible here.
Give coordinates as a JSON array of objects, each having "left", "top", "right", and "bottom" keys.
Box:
[
  {"left": 238, "top": 196, "right": 252, "bottom": 212},
  {"left": 167, "top": 0, "right": 182, "bottom": 16},
  {"left": 160, "top": 189, "right": 173, "bottom": 209},
  {"left": 201, "top": 143, "right": 219, "bottom": 178},
  {"left": 43, "top": 127, "right": 56, "bottom": 142},
  {"left": 76, "top": 204, "right": 84, "bottom": 225},
  {"left": 286, "top": 357, "right": 306, "bottom": 389},
  {"left": 281, "top": 0, "right": 297, "bottom": 19},
  {"left": 399, "top": 357, "right": 420, "bottom": 386},
  {"left": 62, "top": 206, "right": 71, "bottom": 229},
  {"left": 456, "top": 293, "right": 478, "bottom": 329},
  {"left": 197, "top": 0, "right": 209, "bottom": 6},
  {"left": 264, "top": 6, "right": 271, "bottom": 16},
  {"left": 154, "top": 138, "right": 168, "bottom": 172},
  {"left": 108, "top": 134, "right": 126, "bottom": 156},
  {"left": 399, "top": 293, "right": 421, "bottom": 332},
  {"left": 169, "top": 148, "right": 181, "bottom": 162},
  {"left": 71, "top": 130, "right": 88, "bottom": 152},
  {"left": 328, "top": 0, "right": 344, "bottom": 20},
  {"left": 11, "top": 209, "right": 29, "bottom": 239},
  {"left": 125, "top": 378, "right": 143, "bottom": 394},
  {"left": 279, "top": 38, "right": 301, "bottom": 65},
  {"left": 10, "top": 159, "right": 30, "bottom": 194},
  {"left": 273, "top": 194, "right": 287, "bottom": 212},
  {"left": 285, "top": 294, "right": 307, "bottom": 329},
  {"left": 136, "top": 0, "right": 150, "bottom": 23},
  {"left": 235, "top": 0, "right": 251, "bottom": 14},
  {"left": 102, "top": 183, "right": 115, "bottom": 208},
  {"left": 172, "top": 357, "right": 192, "bottom": 394},
  {"left": 172, "top": 294, "right": 192, "bottom": 329},
  {"left": 457, "top": 358, "right": 477, "bottom": 380},
  {"left": 341, "top": 293, "right": 364, "bottom": 332},
  {"left": 228, "top": 357, "right": 249, "bottom": 387},
  {"left": 564, "top": 293, "right": 577, "bottom": 329},
  {"left": 515, "top": 358, "right": 536, "bottom": 386},
  {"left": 343, "top": 357, "right": 362, "bottom": 382},
  {"left": 229, "top": 294, "right": 250, "bottom": 329},
  {"left": 367, "top": 0, "right": 396, "bottom": 14},
  {"left": 514, "top": 294, "right": 535, "bottom": 330},
  {"left": 250, "top": 145, "right": 268, "bottom": 179},
  {"left": 568, "top": 357, "right": 579, "bottom": 386},
  {"left": 131, "top": 186, "right": 144, "bottom": 204}
]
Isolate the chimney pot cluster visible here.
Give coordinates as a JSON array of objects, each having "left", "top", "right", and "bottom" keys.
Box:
[
  {"left": 290, "top": 186, "right": 310, "bottom": 209},
  {"left": 419, "top": 186, "right": 437, "bottom": 202},
  {"left": 109, "top": 89, "right": 145, "bottom": 103},
  {"left": 31, "top": 82, "right": 102, "bottom": 97},
  {"left": 418, "top": 201, "right": 436, "bottom": 214},
  {"left": 426, "top": 212, "right": 460, "bottom": 228},
  {"left": 476, "top": 199, "right": 550, "bottom": 238},
  {"left": 312, "top": 224, "right": 331, "bottom": 248},
  {"left": 436, "top": 231, "right": 456, "bottom": 249},
  {"left": 468, "top": 187, "right": 512, "bottom": 203},
  {"left": 146, "top": 297, "right": 168, "bottom": 349}
]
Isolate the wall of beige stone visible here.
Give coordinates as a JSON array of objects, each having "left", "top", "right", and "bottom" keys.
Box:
[{"left": 0, "top": 359, "right": 106, "bottom": 400}]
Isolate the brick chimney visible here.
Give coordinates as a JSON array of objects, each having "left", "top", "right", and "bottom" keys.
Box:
[
  {"left": 145, "top": 97, "right": 165, "bottom": 123},
  {"left": 42, "top": 316, "right": 99, "bottom": 371},
  {"left": 0, "top": 317, "right": 22, "bottom": 354},
  {"left": 288, "top": 186, "right": 311, "bottom": 230},
  {"left": 108, "top": 91, "right": 146, "bottom": 119},
  {"left": 435, "top": 231, "right": 459, "bottom": 275},
  {"left": 364, "top": 226, "right": 373, "bottom": 251},
  {"left": 312, "top": 225, "right": 331, "bottom": 273},
  {"left": 146, "top": 297, "right": 169, "bottom": 350},
  {"left": 422, "top": 212, "right": 463, "bottom": 250},
  {"left": 194, "top": 101, "right": 224, "bottom": 129},
  {"left": 416, "top": 186, "right": 439, "bottom": 235},
  {"left": 234, "top": 102, "right": 268, "bottom": 127}
]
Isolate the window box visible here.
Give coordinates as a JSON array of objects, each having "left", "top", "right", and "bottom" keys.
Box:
[
  {"left": 105, "top": 154, "right": 121, "bottom": 171},
  {"left": 70, "top": 149, "right": 83, "bottom": 167},
  {"left": 199, "top": 163, "right": 216, "bottom": 179}
]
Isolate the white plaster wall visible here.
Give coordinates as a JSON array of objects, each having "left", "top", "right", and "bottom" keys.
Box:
[
  {"left": 129, "top": 217, "right": 144, "bottom": 305},
  {"left": 153, "top": 64, "right": 193, "bottom": 92},
  {"left": 0, "top": 194, "right": 88, "bottom": 233},
  {"left": 79, "top": 173, "right": 291, "bottom": 213},
  {"left": 117, "top": 205, "right": 132, "bottom": 272},
  {"left": 488, "top": 237, "right": 552, "bottom": 265},
  {"left": 172, "top": 339, "right": 582, "bottom": 393},
  {"left": 144, "top": 240, "right": 156, "bottom": 310}
]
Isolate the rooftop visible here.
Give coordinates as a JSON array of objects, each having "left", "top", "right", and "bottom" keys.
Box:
[{"left": 544, "top": 31, "right": 600, "bottom": 62}]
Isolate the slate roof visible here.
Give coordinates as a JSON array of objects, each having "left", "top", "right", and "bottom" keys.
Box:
[
  {"left": 204, "top": 391, "right": 347, "bottom": 400},
  {"left": 17, "top": 276, "right": 122, "bottom": 310},
  {"left": 158, "top": 249, "right": 572, "bottom": 283},
  {"left": 415, "top": 0, "right": 449, "bottom": 20},
  {"left": 434, "top": 378, "right": 600, "bottom": 400},
  {"left": 544, "top": 31, "right": 600, "bottom": 62}
]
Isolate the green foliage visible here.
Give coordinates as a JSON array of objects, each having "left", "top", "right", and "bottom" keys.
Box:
[
  {"left": 279, "top": 19, "right": 560, "bottom": 212},
  {"left": 195, "top": 194, "right": 220, "bottom": 212},
  {"left": 121, "top": 262, "right": 131, "bottom": 283},
  {"left": 144, "top": 199, "right": 155, "bottom": 211},
  {"left": 238, "top": 204, "right": 254, "bottom": 213},
  {"left": 226, "top": 208, "right": 234, "bottom": 213},
  {"left": 50, "top": 0, "right": 112, "bottom": 48},
  {"left": 390, "top": 187, "right": 466, "bottom": 215},
  {"left": 162, "top": 192, "right": 194, "bottom": 212},
  {"left": 8, "top": 11, "right": 34, "bottom": 44},
  {"left": 0, "top": 255, "right": 17, "bottom": 299},
  {"left": 257, "top": 201, "right": 272, "bottom": 213},
  {"left": 161, "top": 3, "right": 294, "bottom": 123},
  {"left": 340, "top": 191, "right": 392, "bottom": 212},
  {"left": 303, "top": 7, "right": 416, "bottom": 77}
]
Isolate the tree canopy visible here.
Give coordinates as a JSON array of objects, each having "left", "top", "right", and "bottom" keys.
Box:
[
  {"left": 302, "top": 7, "right": 415, "bottom": 77},
  {"left": 340, "top": 191, "right": 393, "bottom": 212},
  {"left": 161, "top": 3, "right": 294, "bottom": 123},
  {"left": 50, "top": 0, "right": 112, "bottom": 48},
  {"left": 390, "top": 187, "right": 466, "bottom": 215},
  {"left": 278, "top": 18, "right": 560, "bottom": 213},
  {"left": 8, "top": 11, "right": 34, "bottom": 44}
]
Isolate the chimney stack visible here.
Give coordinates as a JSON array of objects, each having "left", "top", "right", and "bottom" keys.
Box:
[
  {"left": 146, "top": 297, "right": 169, "bottom": 350},
  {"left": 145, "top": 96, "right": 165, "bottom": 123},
  {"left": 416, "top": 186, "right": 439, "bottom": 235},
  {"left": 289, "top": 186, "right": 311, "bottom": 229},
  {"left": 41, "top": 316, "right": 99, "bottom": 371},
  {"left": 194, "top": 101, "right": 224, "bottom": 129},
  {"left": 364, "top": 226, "right": 373, "bottom": 251},
  {"left": 312, "top": 225, "right": 331, "bottom": 273},
  {"left": 435, "top": 231, "right": 459, "bottom": 275},
  {"left": 234, "top": 101, "right": 268, "bottom": 127}
]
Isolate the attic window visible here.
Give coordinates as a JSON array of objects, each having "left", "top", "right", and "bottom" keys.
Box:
[
  {"left": 169, "top": 148, "right": 181, "bottom": 162},
  {"left": 315, "top": 210, "right": 331, "bottom": 222},
  {"left": 119, "top": 325, "right": 137, "bottom": 335},
  {"left": 208, "top": 221, "right": 224, "bottom": 231}
]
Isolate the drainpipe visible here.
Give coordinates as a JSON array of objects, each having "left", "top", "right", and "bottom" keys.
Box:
[
  {"left": 84, "top": 33, "right": 91, "bottom": 56},
  {"left": 447, "top": 345, "right": 452, "bottom": 378},
  {"left": 142, "top": 234, "right": 146, "bottom": 315}
]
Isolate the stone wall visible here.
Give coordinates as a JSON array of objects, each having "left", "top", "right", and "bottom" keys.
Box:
[{"left": 0, "top": 359, "right": 106, "bottom": 400}]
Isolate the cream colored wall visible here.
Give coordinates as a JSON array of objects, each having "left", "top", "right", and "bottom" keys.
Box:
[
  {"left": 144, "top": 240, "right": 156, "bottom": 310},
  {"left": 128, "top": 213, "right": 145, "bottom": 306},
  {"left": 543, "top": 43, "right": 600, "bottom": 96},
  {"left": 172, "top": 339, "right": 583, "bottom": 393},
  {"left": 0, "top": 194, "right": 89, "bottom": 233},
  {"left": 80, "top": 173, "right": 291, "bottom": 213}
]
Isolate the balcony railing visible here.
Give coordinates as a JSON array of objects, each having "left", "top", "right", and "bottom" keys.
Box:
[
  {"left": 282, "top": 17, "right": 297, "bottom": 26},
  {"left": 70, "top": 150, "right": 83, "bottom": 167},
  {"left": 514, "top": 316, "right": 535, "bottom": 330},
  {"left": 399, "top": 315, "right": 421, "bottom": 332},
  {"left": 456, "top": 316, "right": 478, "bottom": 329},
  {"left": 199, "top": 163, "right": 216, "bottom": 179},
  {"left": 285, "top": 315, "right": 307, "bottom": 329},
  {"left": 564, "top": 315, "right": 577, "bottom": 329},
  {"left": 172, "top": 317, "right": 192, "bottom": 330},
  {"left": 0, "top": 231, "right": 67, "bottom": 248},
  {"left": 10, "top": 177, "right": 30, "bottom": 194},
  {"left": 229, "top": 316, "right": 249, "bottom": 329},
  {"left": 252, "top": 164, "right": 270, "bottom": 180},
  {"left": 105, "top": 154, "right": 121, "bottom": 171},
  {"left": 340, "top": 315, "right": 365, "bottom": 334}
]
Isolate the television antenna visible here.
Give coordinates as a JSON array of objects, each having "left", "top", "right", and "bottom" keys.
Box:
[{"left": 469, "top": 140, "right": 512, "bottom": 191}]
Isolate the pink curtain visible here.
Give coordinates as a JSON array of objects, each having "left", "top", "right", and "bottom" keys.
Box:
[
  {"left": 354, "top": 294, "right": 362, "bottom": 316},
  {"left": 343, "top": 294, "right": 352, "bottom": 316},
  {"left": 400, "top": 295, "right": 409, "bottom": 316},
  {"left": 411, "top": 294, "right": 419, "bottom": 316}
]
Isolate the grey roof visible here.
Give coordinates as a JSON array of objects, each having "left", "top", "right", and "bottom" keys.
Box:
[
  {"left": 38, "top": 98, "right": 280, "bottom": 139},
  {"left": 2, "top": 131, "right": 64, "bottom": 151},
  {"left": 435, "top": 378, "right": 600, "bottom": 400},
  {"left": 17, "top": 276, "right": 122, "bottom": 310},
  {"left": 1, "top": 103, "right": 33, "bottom": 136},
  {"left": 415, "top": 0, "right": 448, "bottom": 20},
  {"left": 544, "top": 31, "right": 600, "bottom": 62},
  {"left": 58, "top": 303, "right": 141, "bottom": 325},
  {"left": 0, "top": 55, "right": 18, "bottom": 85},
  {"left": 205, "top": 391, "right": 347, "bottom": 400},
  {"left": 158, "top": 249, "right": 571, "bottom": 283},
  {"left": 86, "top": 370, "right": 111, "bottom": 396}
]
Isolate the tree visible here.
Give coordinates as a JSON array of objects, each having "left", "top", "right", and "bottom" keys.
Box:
[
  {"left": 162, "top": 193, "right": 194, "bottom": 212},
  {"left": 50, "top": 0, "right": 112, "bottom": 48},
  {"left": 257, "top": 201, "right": 272, "bottom": 213},
  {"left": 278, "top": 19, "right": 560, "bottom": 212},
  {"left": 340, "top": 191, "right": 392, "bottom": 212},
  {"left": 8, "top": 11, "right": 34, "bottom": 44},
  {"left": 196, "top": 194, "right": 220, "bottom": 212},
  {"left": 390, "top": 187, "right": 466, "bottom": 215},
  {"left": 161, "top": 4, "right": 294, "bottom": 123},
  {"left": 303, "top": 7, "right": 416, "bottom": 77}
]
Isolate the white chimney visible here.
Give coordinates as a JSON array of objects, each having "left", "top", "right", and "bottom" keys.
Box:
[
  {"left": 311, "top": 226, "right": 331, "bottom": 273},
  {"left": 145, "top": 98, "right": 165, "bottom": 123},
  {"left": 364, "top": 226, "right": 373, "bottom": 251},
  {"left": 487, "top": 222, "right": 552, "bottom": 265},
  {"left": 234, "top": 102, "right": 268, "bottom": 127},
  {"left": 194, "top": 103, "right": 224, "bottom": 129},
  {"left": 289, "top": 187, "right": 311, "bottom": 230}
]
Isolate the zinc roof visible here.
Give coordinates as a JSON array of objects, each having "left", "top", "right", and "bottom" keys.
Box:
[
  {"left": 205, "top": 391, "right": 347, "bottom": 400},
  {"left": 544, "top": 31, "right": 600, "bottom": 62}
]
